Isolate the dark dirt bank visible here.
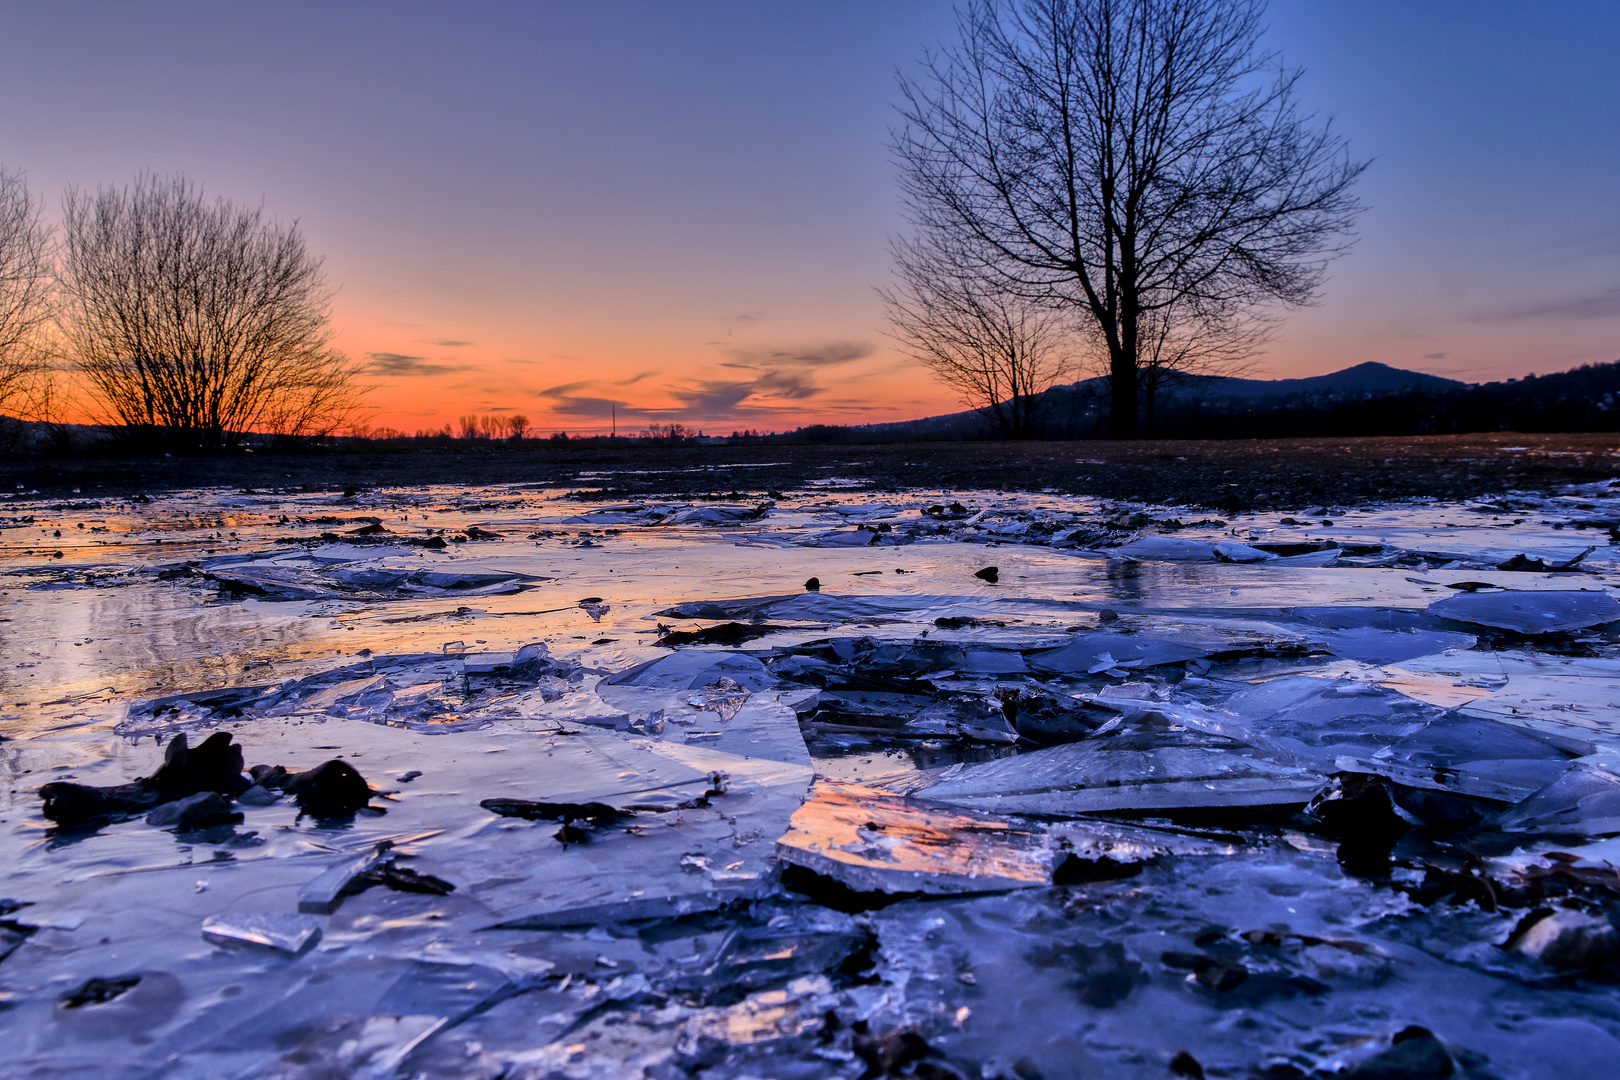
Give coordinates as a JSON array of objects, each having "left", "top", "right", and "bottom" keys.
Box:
[{"left": 3, "top": 432, "right": 1616, "bottom": 509}]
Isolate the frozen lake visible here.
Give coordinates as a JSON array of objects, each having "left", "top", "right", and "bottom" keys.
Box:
[{"left": 2, "top": 478, "right": 1619, "bottom": 1078}]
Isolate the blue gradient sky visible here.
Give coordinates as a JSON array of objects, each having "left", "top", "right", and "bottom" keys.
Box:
[{"left": 2, "top": 1, "right": 1617, "bottom": 432}]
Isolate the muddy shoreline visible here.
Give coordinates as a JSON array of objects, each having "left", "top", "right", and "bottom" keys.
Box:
[{"left": 3, "top": 431, "right": 1616, "bottom": 508}]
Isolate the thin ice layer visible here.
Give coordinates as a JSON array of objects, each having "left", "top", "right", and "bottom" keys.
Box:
[
  {"left": 1427, "top": 590, "right": 1620, "bottom": 634},
  {"left": 914, "top": 738, "right": 1322, "bottom": 813}
]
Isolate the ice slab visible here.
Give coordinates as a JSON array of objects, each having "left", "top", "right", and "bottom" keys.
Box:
[
  {"left": 602, "top": 649, "right": 781, "bottom": 691},
  {"left": 1027, "top": 632, "right": 1213, "bottom": 673},
  {"left": 1114, "top": 537, "right": 1274, "bottom": 562},
  {"left": 775, "top": 781, "right": 1053, "bottom": 894},
  {"left": 202, "top": 555, "right": 540, "bottom": 602},
  {"left": 1310, "top": 625, "right": 1477, "bottom": 665},
  {"left": 1427, "top": 589, "right": 1620, "bottom": 633},
  {"left": 1218, "top": 675, "right": 1581, "bottom": 801},
  {"left": 1493, "top": 762, "right": 1620, "bottom": 836},
  {"left": 200, "top": 912, "right": 322, "bottom": 955},
  {"left": 592, "top": 682, "right": 815, "bottom": 767},
  {"left": 913, "top": 738, "right": 1323, "bottom": 814}
]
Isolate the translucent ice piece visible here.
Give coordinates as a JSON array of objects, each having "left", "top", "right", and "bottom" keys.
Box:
[
  {"left": 913, "top": 740, "right": 1322, "bottom": 814},
  {"left": 201, "top": 913, "right": 322, "bottom": 956},
  {"left": 1494, "top": 762, "right": 1620, "bottom": 836},
  {"left": 1427, "top": 590, "right": 1620, "bottom": 634}
]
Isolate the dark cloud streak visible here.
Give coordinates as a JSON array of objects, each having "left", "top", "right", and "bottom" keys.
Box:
[
  {"left": 722, "top": 341, "right": 873, "bottom": 369},
  {"left": 364, "top": 352, "right": 479, "bottom": 377}
]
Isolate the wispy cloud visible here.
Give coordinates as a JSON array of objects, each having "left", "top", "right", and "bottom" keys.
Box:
[
  {"left": 363, "top": 352, "right": 479, "bottom": 377},
  {"left": 425, "top": 339, "right": 472, "bottom": 348},
  {"left": 1483, "top": 286, "right": 1620, "bottom": 322},
  {"left": 537, "top": 381, "right": 639, "bottom": 419},
  {"left": 668, "top": 369, "right": 824, "bottom": 413},
  {"left": 721, "top": 341, "right": 873, "bottom": 369},
  {"left": 1422, "top": 352, "right": 1448, "bottom": 360},
  {"left": 527, "top": 342, "right": 893, "bottom": 427}
]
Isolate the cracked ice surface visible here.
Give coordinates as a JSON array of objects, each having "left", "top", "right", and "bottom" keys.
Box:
[{"left": 2, "top": 480, "right": 1620, "bottom": 1077}]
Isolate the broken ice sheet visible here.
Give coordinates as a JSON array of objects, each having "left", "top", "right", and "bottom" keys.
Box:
[
  {"left": 1427, "top": 588, "right": 1620, "bottom": 634},
  {"left": 1309, "top": 625, "right": 1477, "bottom": 665},
  {"left": 200, "top": 912, "right": 322, "bottom": 955},
  {"left": 1112, "top": 536, "right": 1274, "bottom": 562},
  {"left": 11, "top": 482, "right": 1620, "bottom": 1079},
  {"left": 1217, "top": 675, "right": 1586, "bottom": 802},
  {"left": 912, "top": 728, "right": 1323, "bottom": 814},
  {"left": 1026, "top": 631, "right": 1215, "bottom": 673},
  {"left": 776, "top": 780, "right": 1054, "bottom": 895},
  {"left": 1493, "top": 761, "right": 1620, "bottom": 837}
]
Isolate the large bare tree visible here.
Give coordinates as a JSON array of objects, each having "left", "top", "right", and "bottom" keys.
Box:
[
  {"left": 894, "top": 0, "right": 1365, "bottom": 439},
  {"left": 882, "top": 233, "right": 1072, "bottom": 438},
  {"left": 59, "top": 174, "right": 363, "bottom": 451},
  {"left": 0, "top": 167, "right": 54, "bottom": 416}
]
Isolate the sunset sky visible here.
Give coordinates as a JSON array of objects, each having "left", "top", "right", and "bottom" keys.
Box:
[{"left": 3, "top": 1, "right": 1619, "bottom": 434}]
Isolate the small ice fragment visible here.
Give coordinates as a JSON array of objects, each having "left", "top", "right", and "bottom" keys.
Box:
[
  {"left": 298, "top": 847, "right": 394, "bottom": 914},
  {"left": 59, "top": 975, "right": 141, "bottom": 1008},
  {"left": 687, "top": 677, "right": 751, "bottom": 721},
  {"left": 202, "top": 913, "right": 321, "bottom": 955}
]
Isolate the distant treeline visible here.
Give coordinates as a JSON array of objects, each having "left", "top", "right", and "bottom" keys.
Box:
[
  {"left": 826, "top": 360, "right": 1620, "bottom": 443},
  {"left": 1150, "top": 363, "right": 1620, "bottom": 440},
  {"left": 5, "top": 361, "right": 1618, "bottom": 456}
]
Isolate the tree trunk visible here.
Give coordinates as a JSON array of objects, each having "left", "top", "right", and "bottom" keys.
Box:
[{"left": 1107, "top": 346, "right": 1138, "bottom": 440}]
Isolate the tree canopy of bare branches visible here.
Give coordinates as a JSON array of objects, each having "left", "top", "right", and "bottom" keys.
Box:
[
  {"left": 882, "top": 235, "right": 1072, "bottom": 438},
  {"left": 894, "top": 0, "right": 1366, "bottom": 439},
  {"left": 0, "top": 167, "right": 54, "bottom": 415},
  {"left": 58, "top": 174, "right": 363, "bottom": 451}
]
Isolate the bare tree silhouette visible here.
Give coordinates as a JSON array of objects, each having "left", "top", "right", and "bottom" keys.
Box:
[
  {"left": 894, "top": 0, "right": 1365, "bottom": 438},
  {"left": 0, "top": 167, "right": 54, "bottom": 417},
  {"left": 59, "top": 173, "right": 364, "bottom": 451}
]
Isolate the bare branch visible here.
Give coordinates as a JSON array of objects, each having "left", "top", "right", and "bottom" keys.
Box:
[{"left": 882, "top": 232, "right": 1075, "bottom": 438}]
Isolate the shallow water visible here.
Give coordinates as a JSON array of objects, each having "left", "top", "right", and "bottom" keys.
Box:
[{"left": 2, "top": 479, "right": 1619, "bottom": 1078}]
